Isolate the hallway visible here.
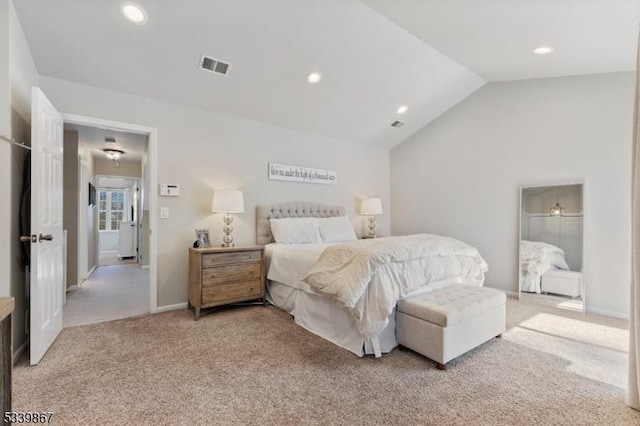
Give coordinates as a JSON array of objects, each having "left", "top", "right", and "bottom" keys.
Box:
[{"left": 64, "top": 264, "right": 149, "bottom": 328}]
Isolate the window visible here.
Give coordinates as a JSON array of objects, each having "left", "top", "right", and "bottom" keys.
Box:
[{"left": 99, "top": 190, "right": 127, "bottom": 230}]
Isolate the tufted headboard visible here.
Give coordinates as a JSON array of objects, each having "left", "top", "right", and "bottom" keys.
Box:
[{"left": 256, "top": 202, "right": 347, "bottom": 246}]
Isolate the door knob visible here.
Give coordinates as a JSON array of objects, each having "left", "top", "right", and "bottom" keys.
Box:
[
  {"left": 38, "top": 233, "right": 54, "bottom": 242},
  {"left": 20, "top": 235, "right": 37, "bottom": 243}
]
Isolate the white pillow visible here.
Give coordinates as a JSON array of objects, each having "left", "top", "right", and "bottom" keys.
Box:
[
  {"left": 270, "top": 217, "right": 321, "bottom": 244},
  {"left": 318, "top": 216, "right": 357, "bottom": 243}
]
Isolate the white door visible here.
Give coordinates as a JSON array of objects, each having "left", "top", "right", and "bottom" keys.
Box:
[{"left": 30, "top": 87, "right": 64, "bottom": 365}]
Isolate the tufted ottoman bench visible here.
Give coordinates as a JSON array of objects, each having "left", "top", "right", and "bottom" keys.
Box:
[{"left": 396, "top": 284, "right": 506, "bottom": 370}]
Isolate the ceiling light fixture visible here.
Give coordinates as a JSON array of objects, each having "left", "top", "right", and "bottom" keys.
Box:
[
  {"left": 120, "top": 2, "right": 147, "bottom": 24},
  {"left": 533, "top": 46, "right": 555, "bottom": 55},
  {"left": 307, "top": 72, "right": 322, "bottom": 84},
  {"left": 550, "top": 187, "right": 565, "bottom": 216},
  {"left": 397, "top": 105, "right": 408, "bottom": 114},
  {"left": 103, "top": 148, "right": 125, "bottom": 161}
]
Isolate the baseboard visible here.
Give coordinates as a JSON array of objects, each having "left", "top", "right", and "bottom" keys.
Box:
[
  {"left": 87, "top": 265, "right": 97, "bottom": 278},
  {"left": 483, "top": 285, "right": 519, "bottom": 298},
  {"left": 99, "top": 250, "right": 118, "bottom": 255},
  {"left": 66, "top": 284, "right": 80, "bottom": 292},
  {"left": 140, "top": 264, "right": 150, "bottom": 269},
  {"left": 157, "top": 302, "right": 188, "bottom": 313},
  {"left": 586, "top": 306, "right": 629, "bottom": 320},
  {"left": 13, "top": 340, "right": 28, "bottom": 365}
]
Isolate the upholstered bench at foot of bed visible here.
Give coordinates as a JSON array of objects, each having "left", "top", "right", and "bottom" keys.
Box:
[{"left": 396, "top": 284, "right": 506, "bottom": 370}]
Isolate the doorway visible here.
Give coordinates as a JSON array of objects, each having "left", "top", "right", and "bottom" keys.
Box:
[
  {"left": 96, "top": 176, "right": 141, "bottom": 267},
  {"left": 61, "top": 115, "right": 158, "bottom": 327}
]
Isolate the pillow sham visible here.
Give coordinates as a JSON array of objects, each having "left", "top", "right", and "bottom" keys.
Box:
[
  {"left": 270, "top": 217, "right": 321, "bottom": 244},
  {"left": 318, "top": 216, "right": 357, "bottom": 243}
]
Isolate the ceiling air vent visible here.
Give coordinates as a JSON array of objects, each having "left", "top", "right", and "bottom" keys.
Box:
[
  {"left": 199, "top": 55, "right": 230, "bottom": 76},
  {"left": 390, "top": 120, "right": 406, "bottom": 128},
  {"left": 105, "top": 137, "right": 116, "bottom": 144}
]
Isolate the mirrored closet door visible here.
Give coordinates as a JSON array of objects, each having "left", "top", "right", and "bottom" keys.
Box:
[{"left": 519, "top": 183, "right": 585, "bottom": 312}]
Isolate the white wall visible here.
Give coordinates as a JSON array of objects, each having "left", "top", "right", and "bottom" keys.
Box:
[
  {"left": 77, "top": 137, "right": 97, "bottom": 274},
  {"left": 99, "top": 231, "right": 119, "bottom": 253},
  {"left": 391, "top": 72, "right": 633, "bottom": 318},
  {"left": 40, "top": 76, "right": 390, "bottom": 307},
  {"left": 94, "top": 159, "right": 142, "bottom": 177}
]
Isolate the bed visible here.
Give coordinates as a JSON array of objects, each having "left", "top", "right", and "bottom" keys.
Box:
[
  {"left": 520, "top": 240, "right": 570, "bottom": 294},
  {"left": 258, "top": 202, "right": 489, "bottom": 357}
]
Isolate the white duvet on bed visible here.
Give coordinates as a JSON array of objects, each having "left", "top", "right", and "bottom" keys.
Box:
[
  {"left": 264, "top": 243, "right": 334, "bottom": 293},
  {"left": 302, "top": 234, "right": 488, "bottom": 340}
]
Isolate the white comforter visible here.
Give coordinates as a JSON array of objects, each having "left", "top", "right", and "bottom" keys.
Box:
[
  {"left": 520, "top": 240, "right": 569, "bottom": 293},
  {"left": 302, "top": 234, "right": 488, "bottom": 340}
]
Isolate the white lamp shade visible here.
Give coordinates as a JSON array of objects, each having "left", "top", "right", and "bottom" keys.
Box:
[
  {"left": 212, "top": 190, "right": 244, "bottom": 213},
  {"left": 361, "top": 198, "right": 382, "bottom": 215}
]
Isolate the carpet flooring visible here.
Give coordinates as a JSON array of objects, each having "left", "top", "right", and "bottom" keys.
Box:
[
  {"left": 13, "top": 297, "right": 640, "bottom": 425},
  {"left": 64, "top": 264, "right": 149, "bottom": 328},
  {"left": 99, "top": 252, "right": 137, "bottom": 266}
]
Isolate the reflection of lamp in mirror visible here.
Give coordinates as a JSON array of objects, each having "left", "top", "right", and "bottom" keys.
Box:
[
  {"left": 211, "top": 190, "right": 244, "bottom": 247},
  {"left": 550, "top": 188, "right": 565, "bottom": 216},
  {"left": 361, "top": 198, "right": 382, "bottom": 238}
]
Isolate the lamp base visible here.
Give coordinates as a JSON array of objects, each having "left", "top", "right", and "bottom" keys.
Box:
[
  {"left": 367, "top": 215, "right": 376, "bottom": 238},
  {"left": 221, "top": 214, "right": 235, "bottom": 247}
]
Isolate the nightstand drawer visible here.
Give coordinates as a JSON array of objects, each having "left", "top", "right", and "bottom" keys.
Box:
[
  {"left": 202, "top": 250, "right": 261, "bottom": 267},
  {"left": 202, "top": 263, "right": 261, "bottom": 286},
  {"left": 201, "top": 281, "right": 262, "bottom": 305}
]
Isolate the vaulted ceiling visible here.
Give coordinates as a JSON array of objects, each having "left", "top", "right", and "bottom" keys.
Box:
[{"left": 14, "top": 1, "right": 640, "bottom": 148}]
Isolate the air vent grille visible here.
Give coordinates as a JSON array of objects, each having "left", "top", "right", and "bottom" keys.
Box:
[
  {"left": 105, "top": 137, "right": 116, "bottom": 144},
  {"left": 390, "top": 120, "right": 406, "bottom": 128},
  {"left": 199, "top": 55, "right": 230, "bottom": 76}
]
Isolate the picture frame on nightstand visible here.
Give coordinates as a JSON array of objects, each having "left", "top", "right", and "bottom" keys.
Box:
[{"left": 195, "top": 229, "right": 211, "bottom": 247}]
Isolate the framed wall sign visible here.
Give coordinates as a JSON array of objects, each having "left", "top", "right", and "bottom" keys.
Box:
[{"left": 268, "top": 162, "right": 337, "bottom": 185}]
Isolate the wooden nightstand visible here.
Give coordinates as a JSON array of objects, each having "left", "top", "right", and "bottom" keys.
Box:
[{"left": 188, "top": 245, "right": 265, "bottom": 320}]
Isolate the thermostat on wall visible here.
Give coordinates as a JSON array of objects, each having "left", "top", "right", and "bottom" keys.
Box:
[{"left": 160, "top": 184, "right": 180, "bottom": 197}]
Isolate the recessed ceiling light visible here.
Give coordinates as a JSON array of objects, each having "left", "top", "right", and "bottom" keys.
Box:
[
  {"left": 533, "top": 46, "right": 555, "bottom": 55},
  {"left": 307, "top": 72, "right": 322, "bottom": 84},
  {"left": 120, "top": 2, "right": 147, "bottom": 24},
  {"left": 397, "top": 105, "right": 408, "bottom": 114}
]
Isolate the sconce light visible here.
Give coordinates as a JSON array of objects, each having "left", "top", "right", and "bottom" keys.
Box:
[
  {"left": 211, "top": 190, "right": 244, "bottom": 247},
  {"left": 360, "top": 198, "right": 383, "bottom": 238}
]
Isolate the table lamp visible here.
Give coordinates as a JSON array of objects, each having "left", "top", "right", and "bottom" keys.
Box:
[{"left": 211, "top": 190, "right": 244, "bottom": 247}]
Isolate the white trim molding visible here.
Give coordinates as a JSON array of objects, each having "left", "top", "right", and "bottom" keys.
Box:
[
  {"left": 157, "top": 302, "right": 188, "bottom": 313},
  {"left": 61, "top": 113, "right": 159, "bottom": 314},
  {"left": 587, "top": 307, "right": 629, "bottom": 320}
]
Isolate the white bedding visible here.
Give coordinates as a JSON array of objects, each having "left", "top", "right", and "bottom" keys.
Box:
[
  {"left": 265, "top": 236, "right": 487, "bottom": 357},
  {"left": 265, "top": 243, "right": 335, "bottom": 293},
  {"left": 302, "top": 234, "right": 488, "bottom": 341},
  {"left": 520, "top": 240, "right": 570, "bottom": 293}
]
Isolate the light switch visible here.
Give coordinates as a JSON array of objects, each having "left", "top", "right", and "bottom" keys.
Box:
[{"left": 160, "top": 207, "right": 169, "bottom": 219}]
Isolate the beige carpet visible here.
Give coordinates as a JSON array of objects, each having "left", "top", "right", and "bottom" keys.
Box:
[
  {"left": 14, "top": 297, "right": 640, "bottom": 425},
  {"left": 64, "top": 264, "right": 149, "bottom": 328},
  {"left": 99, "top": 252, "right": 137, "bottom": 266}
]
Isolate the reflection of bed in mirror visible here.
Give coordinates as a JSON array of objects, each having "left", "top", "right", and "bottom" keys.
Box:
[
  {"left": 520, "top": 240, "right": 581, "bottom": 297},
  {"left": 519, "top": 184, "right": 584, "bottom": 307}
]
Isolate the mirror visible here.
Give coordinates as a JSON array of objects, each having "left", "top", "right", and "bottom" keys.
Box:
[{"left": 519, "top": 183, "right": 584, "bottom": 312}]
